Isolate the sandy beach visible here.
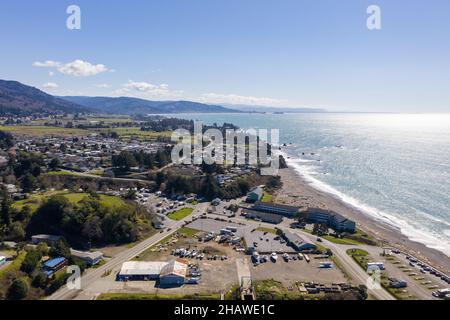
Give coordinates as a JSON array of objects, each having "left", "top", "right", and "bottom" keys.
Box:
[{"left": 275, "top": 167, "right": 450, "bottom": 274}]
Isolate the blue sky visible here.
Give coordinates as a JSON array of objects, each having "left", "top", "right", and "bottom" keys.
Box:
[{"left": 0, "top": 0, "right": 449, "bottom": 112}]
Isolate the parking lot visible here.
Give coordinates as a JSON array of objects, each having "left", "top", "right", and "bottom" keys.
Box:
[
  {"left": 187, "top": 218, "right": 250, "bottom": 238},
  {"left": 363, "top": 246, "right": 449, "bottom": 300},
  {"left": 94, "top": 241, "right": 242, "bottom": 297},
  {"left": 244, "top": 230, "right": 296, "bottom": 253},
  {"left": 251, "top": 256, "right": 347, "bottom": 286}
]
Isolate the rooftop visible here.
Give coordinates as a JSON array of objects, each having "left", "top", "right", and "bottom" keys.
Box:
[
  {"left": 160, "top": 258, "right": 188, "bottom": 278},
  {"left": 43, "top": 257, "right": 66, "bottom": 269},
  {"left": 120, "top": 261, "right": 168, "bottom": 276}
]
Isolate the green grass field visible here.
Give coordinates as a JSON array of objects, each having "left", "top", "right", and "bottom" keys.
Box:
[
  {"left": 98, "top": 127, "right": 172, "bottom": 140},
  {"left": 0, "top": 251, "right": 27, "bottom": 296},
  {"left": 261, "top": 192, "right": 274, "bottom": 203},
  {"left": 0, "top": 125, "right": 89, "bottom": 136},
  {"left": 46, "top": 171, "right": 84, "bottom": 177},
  {"left": 323, "top": 235, "right": 364, "bottom": 245},
  {"left": 256, "top": 227, "right": 278, "bottom": 235},
  {"left": 12, "top": 191, "right": 127, "bottom": 213},
  {"left": 167, "top": 208, "right": 194, "bottom": 221},
  {"left": 346, "top": 248, "right": 370, "bottom": 270},
  {"left": 178, "top": 227, "right": 200, "bottom": 237}
]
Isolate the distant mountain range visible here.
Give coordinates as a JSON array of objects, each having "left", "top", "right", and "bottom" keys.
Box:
[
  {"left": 0, "top": 80, "right": 239, "bottom": 116},
  {"left": 61, "top": 96, "right": 239, "bottom": 115},
  {"left": 0, "top": 80, "right": 89, "bottom": 116},
  {"left": 0, "top": 79, "right": 327, "bottom": 116},
  {"left": 224, "top": 104, "right": 327, "bottom": 113}
]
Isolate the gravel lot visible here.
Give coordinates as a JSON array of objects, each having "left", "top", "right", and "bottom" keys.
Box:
[
  {"left": 244, "top": 230, "right": 296, "bottom": 253},
  {"left": 251, "top": 256, "right": 347, "bottom": 286}
]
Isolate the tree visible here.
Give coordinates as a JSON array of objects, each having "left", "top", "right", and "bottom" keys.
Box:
[
  {"left": 124, "top": 189, "right": 137, "bottom": 200},
  {"left": 0, "top": 194, "right": 12, "bottom": 226},
  {"left": 237, "top": 179, "right": 250, "bottom": 194},
  {"left": 21, "top": 249, "right": 42, "bottom": 274},
  {"left": 49, "top": 158, "right": 61, "bottom": 171},
  {"left": 357, "top": 285, "right": 368, "bottom": 300},
  {"left": 82, "top": 216, "right": 103, "bottom": 243},
  {"left": 0, "top": 130, "right": 14, "bottom": 149},
  {"left": 36, "top": 242, "right": 49, "bottom": 256},
  {"left": 16, "top": 205, "right": 32, "bottom": 222},
  {"left": 50, "top": 238, "right": 71, "bottom": 259},
  {"left": 7, "top": 221, "right": 25, "bottom": 241},
  {"left": 204, "top": 174, "right": 219, "bottom": 200},
  {"left": 32, "top": 272, "right": 47, "bottom": 289},
  {"left": 26, "top": 195, "right": 71, "bottom": 236},
  {"left": 112, "top": 151, "right": 138, "bottom": 170},
  {"left": 7, "top": 278, "right": 29, "bottom": 300},
  {"left": 21, "top": 173, "right": 37, "bottom": 193}
]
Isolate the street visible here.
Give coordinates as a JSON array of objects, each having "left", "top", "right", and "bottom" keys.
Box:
[{"left": 47, "top": 202, "right": 208, "bottom": 300}]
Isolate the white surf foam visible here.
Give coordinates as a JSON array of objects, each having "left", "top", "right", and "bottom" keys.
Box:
[{"left": 283, "top": 152, "right": 450, "bottom": 257}]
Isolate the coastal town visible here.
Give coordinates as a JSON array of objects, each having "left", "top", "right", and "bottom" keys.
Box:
[{"left": 0, "top": 113, "right": 449, "bottom": 301}]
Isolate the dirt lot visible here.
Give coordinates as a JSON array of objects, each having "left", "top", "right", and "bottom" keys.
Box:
[
  {"left": 95, "top": 233, "right": 244, "bottom": 296},
  {"left": 85, "top": 225, "right": 350, "bottom": 298}
]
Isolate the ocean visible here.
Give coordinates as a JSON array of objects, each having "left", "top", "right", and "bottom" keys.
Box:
[{"left": 174, "top": 113, "right": 450, "bottom": 257}]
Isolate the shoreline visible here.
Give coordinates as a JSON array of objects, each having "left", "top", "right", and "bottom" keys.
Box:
[{"left": 276, "top": 167, "right": 450, "bottom": 275}]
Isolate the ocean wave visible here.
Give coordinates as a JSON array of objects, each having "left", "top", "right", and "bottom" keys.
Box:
[{"left": 284, "top": 154, "right": 450, "bottom": 257}]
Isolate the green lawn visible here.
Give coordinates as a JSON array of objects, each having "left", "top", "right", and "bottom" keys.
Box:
[
  {"left": 12, "top": 191, "right": 127, "bottom": 213},
  {"left": 97, "top": 127, "right": 173, "bottom": 140},
  {"left": 323, "top": 235, "right": 363, "bottom": 245},
  {"left": 46, "top": 171, "right": 84, "bottom": 177},
  {"left": 0, "top": 251, "right": 27, "bottom": 296},
  {"left": 0, "top": 125, "right": 88, "bottom": 137},
  {"left": 167, "top": 208, "right": 194, "bottom": 221},
  {"left": 256, "top": 227, "right": 278, "bottom": 235},
  {"left": 178, "top": 227, "right": 200, "bottom": 237},
  {"left": 346, "top": 249, "right": 370, "bottom": 270},
  {"left": 261, "top": 192, "right": 274, "bottom": 203}
]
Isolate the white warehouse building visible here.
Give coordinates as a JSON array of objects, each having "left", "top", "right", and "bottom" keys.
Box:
[
  {"left": 118, "top": 261, "right": 168, "bottom": 281},
  {"left": 118, "top": 259, "right": 188, "bottom": 286}
]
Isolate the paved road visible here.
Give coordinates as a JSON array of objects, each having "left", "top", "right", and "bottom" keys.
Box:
[
  {"left": 47, "top": 203, "right": 208, "bottom": 300},
  {"left": 60, "top": 169, "right": 152, "bottom": 184}
]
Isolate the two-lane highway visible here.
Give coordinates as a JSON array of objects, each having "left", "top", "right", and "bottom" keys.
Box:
[{"left": 47, "top": 203, "right": 208, "bottom": 300}]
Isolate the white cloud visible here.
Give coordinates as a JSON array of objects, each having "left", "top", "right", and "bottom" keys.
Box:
[
  {"left": 33, "top": 59, "right": 109, "bottom": 77},
  {"left": 199, "top": 93, "right": 286, "bottom": 107},
  {"left": 33, "top": 60, "right": 61, "bottom": 68},
  {"left": 95, "top": 83, "right": 111, "bottom": 88},
  {"left": 42, "top": 82, "right": 59, "bottom": 89},
  {"left": 114, "top": 80, "right": 183, "bottom": 99},
  {"left": 57, "top": 60, "right": 108, "bottom": 77},
  {"left": 48, "top": 71, "right": 55, "bottom": 77}
]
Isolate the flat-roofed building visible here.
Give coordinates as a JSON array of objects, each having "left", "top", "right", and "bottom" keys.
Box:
[
  {"left": 282, "top": 230, "right": 317, "bottom": 252},
  {"left": 242, "top": 209, "right": 283, "bottom": 224},
  {"left": 117, "top": 259, "right": 188, "bottom": 286},
  {"left": 160, "top": 258, "right": 188, "bottom": 287},
  {"left": 118, "top": 261, "right": 168, "bottom": 281},
  {"left": 70, "top": 249, "right": 103, "bottom": 266},
  {"left": 42, "top": 257, "right": 67, "bottom": 278},
  {"left": 252, "top": 202, "right": 299, "bottom": 218},
  {"left": 306, "top": 208, "right": 356, "bottom": 233},
  {"left": 246, "top": 187, "right": 263, "bottom": 203},
  {"left": 31, "top": 234, "right": 61, "bottom": 246}
]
